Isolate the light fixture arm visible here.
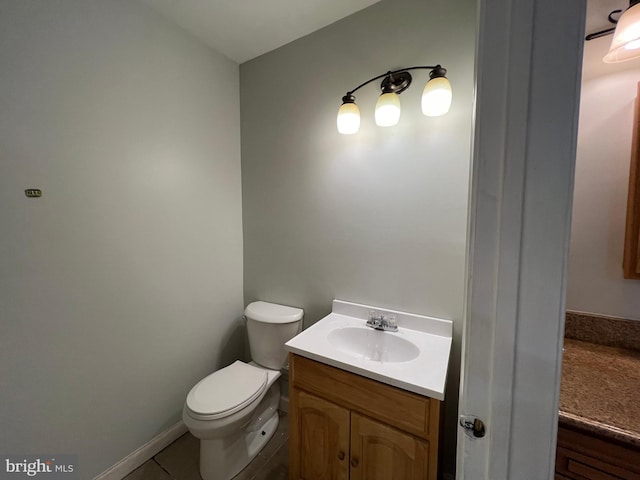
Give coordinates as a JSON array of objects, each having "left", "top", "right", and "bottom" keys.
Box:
[
  {"left": 585, "top": 26, "right": 617, "bottom": 42},
  {"left": 585, "top": 11, "right": 620, "bottom": 41},
  {"left": 343, "top": 65, "right": 444, "bottom": 97}
]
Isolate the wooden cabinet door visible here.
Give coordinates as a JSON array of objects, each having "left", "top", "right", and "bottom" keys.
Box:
[
  {"left": 349, "top": 413, "right": 429, "bottom": 480},
  {"left": 290, "top": 389, "right": 350, "bottom": 480}
]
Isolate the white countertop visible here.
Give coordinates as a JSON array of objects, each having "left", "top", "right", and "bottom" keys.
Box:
[{"left": 285, "top": 300, "right": 453, "bottom": 400}]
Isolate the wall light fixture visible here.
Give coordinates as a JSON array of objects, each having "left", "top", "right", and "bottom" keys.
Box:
[
  {"left": 337, "top": 65, "right": 452, "bottom": 135},
  {"left": 585, "top": 0, "right": 640, "bottom": 63}
]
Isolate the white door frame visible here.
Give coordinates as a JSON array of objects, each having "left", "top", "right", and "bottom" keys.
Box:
[{"left": 458, "top": 0, "right": 586, "bottom": 478}]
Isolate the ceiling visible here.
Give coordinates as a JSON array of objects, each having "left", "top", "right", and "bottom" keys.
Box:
[
  {"left": 139, "top": 0, "right": 383, "bottom": 64},
  {"left": 139, "top": 0, "right": 640, "bottom": 74}
]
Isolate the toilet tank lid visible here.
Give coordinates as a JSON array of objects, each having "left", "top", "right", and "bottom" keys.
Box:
[{"left": 244, "top": 301, "right": 303, "bottom": 324}]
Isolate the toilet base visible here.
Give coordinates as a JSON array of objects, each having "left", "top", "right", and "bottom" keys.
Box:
[{"left": 198, "top": 386, "right": 281, "bottom": 480}]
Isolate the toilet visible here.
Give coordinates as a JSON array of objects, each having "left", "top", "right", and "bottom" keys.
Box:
[{"left": 182, "top": 301, "right": 303, "bottom": 480}]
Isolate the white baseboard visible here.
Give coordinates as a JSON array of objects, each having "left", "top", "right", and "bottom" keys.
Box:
[{"left": 93, "top": 421, "right": 188, "bottom": 480}]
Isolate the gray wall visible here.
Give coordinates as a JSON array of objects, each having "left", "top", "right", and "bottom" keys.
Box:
[
  {"left": 240, "top": 0, "right": 476, "bottom": 475},
  {"left": 0, "top": 1, "right": 243, "bottom": 477}
]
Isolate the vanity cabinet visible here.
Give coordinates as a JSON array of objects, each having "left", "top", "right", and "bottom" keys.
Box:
[
  {"left": 289, "top": 354, "right": 440, "bottom": 480},
  {"left": 555, "top": 425, "right": 640, "bottom": 480}
]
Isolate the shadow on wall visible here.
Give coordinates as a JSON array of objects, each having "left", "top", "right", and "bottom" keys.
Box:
[{"left": 218, "top": 317, "right": 250, "bottom": 367}]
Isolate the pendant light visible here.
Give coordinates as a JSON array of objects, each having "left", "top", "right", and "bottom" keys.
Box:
[
  {"left": 375, "top": 93, "right": 401, "bottom": 127},
  {"left": 337, "top": 95, "right": 361, "bottom": 134},
  {"left": 374, "top": 72, "right": 411, "bottom": 127},
  {"left": 421, "top": 67, "right": 452, "bottom": 117},
  {"left": 604, "top": 1, "right": 640, "bottom": 63},
  {"left": 585, "top": 0, "right": 640, "bottom": 63}
]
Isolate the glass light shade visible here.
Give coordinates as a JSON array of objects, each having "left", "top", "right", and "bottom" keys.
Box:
[
  {"left": 604, "top": 3, "right": 640, "bottom": 63},
  {"left": 375, "top": 92, "right": 401, "bottom": 127},
  {"left": 421, "top": 76, "right": 452, "bottom": 117},
  {"left": 337, "top": 102, "right": 361, "bottom": 134}
]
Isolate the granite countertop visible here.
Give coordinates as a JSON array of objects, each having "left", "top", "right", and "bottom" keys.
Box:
[{"left": 559, "top": 338, "right": 640, "bottom": 448}]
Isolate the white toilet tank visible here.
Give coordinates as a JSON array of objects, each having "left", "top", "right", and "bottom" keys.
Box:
[{"left": 245, "top": 301, "right": 303, "bottom": 369}]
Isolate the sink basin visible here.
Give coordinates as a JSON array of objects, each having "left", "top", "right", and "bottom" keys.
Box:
[
  {"left": 284, "top": 299, "right": 453, "bottom": 399},
  {"left": 327, "top": 327, "right": 420, "bottom": 363}
]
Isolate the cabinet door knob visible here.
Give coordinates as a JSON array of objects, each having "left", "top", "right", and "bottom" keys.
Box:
[
  {"left": 338, "top": 451, "right": 345, "bottom": 461},
  {"left": 351, "top": 457, "right": 359, "bottom": 468}
]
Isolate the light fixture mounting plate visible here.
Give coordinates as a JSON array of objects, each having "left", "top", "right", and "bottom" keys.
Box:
[{"left": 380, "top": 71, "right": 412, "bottom": 94}]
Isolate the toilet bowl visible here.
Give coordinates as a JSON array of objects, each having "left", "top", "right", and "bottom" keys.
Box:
[{"left": 182, "top": 301, "right": 303, "bottom": 480}]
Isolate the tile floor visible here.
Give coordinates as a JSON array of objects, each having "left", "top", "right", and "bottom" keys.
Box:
[{"left": 123, "top": 412, "right": 289, "bottom": 480}]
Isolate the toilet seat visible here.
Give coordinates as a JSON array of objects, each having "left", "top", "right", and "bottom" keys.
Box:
[{"left": 185, "top": 361, "right": 268, "bottom": 420}]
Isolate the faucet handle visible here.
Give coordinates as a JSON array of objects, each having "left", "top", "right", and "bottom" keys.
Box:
[
  {"left": 385, "top": 314, "right": 397, "bottom": 330},
  {"left": 367, "top": 310, "right": 381, "bottom": 327}
]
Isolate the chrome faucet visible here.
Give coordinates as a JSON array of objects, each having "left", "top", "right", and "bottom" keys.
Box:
[{"left": 366, "top": 311, "right": 398, "bottom": 332}]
